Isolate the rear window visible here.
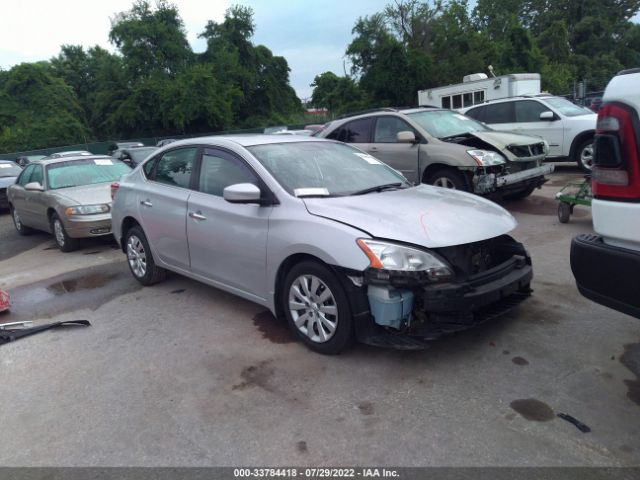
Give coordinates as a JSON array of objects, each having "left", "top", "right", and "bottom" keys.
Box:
[{"left": 46, "top": 158, "right": 131, "bottom": 190}]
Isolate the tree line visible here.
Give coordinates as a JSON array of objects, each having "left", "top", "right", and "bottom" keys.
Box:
[
  {"left": 0, "top": 1, "right": 302, "bottom": 153},
  {"left": 311, "top": 0, "right": 640, "bottom": 115}
]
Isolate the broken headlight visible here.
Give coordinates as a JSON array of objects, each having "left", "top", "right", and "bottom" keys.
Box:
[
  {"left": 357, "top": 239, "right": 453, "bottom": 282},
  {"left": 467, "top": 150, "right": 506, "bottom": 166}
]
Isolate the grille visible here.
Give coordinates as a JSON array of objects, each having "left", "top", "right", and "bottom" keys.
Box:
[{"left": 508, "top": 142, "right": 545, "bottom": 158}]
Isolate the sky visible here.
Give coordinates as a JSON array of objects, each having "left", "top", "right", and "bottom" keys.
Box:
[{"left": 0, "top": 0, "right": 390, "bottom": 100}]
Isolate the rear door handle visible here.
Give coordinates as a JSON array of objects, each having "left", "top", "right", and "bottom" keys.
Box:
[
  {"left": 189, "top": 211, "right": 206, "bottom": 221},
  {"left": 368, "top": 147, "right": 379, "bottom": 152},
  {"left": 140, "top": 200, "right": 153, "bottom": 207}
]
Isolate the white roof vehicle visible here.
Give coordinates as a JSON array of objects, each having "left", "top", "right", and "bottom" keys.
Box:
[
  {"left": 571, "top": 68, "right": 640, "bottom": 319},
  {"left": 461, "top": 95, "right": 597, "bottom": 172}
]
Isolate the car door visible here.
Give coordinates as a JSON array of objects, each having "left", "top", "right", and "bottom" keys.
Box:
[
  {"left": 367, "top": 116, "right": 421, "bottom": 183},
  {"left": 186, "top": 148, "right": 272, "bottom": 300},
  {"left": 22, "top": 164, "right": 49, "bottom": 230},
  {"left": 136, "top": 147, "right": 197, "bottom": 271},
  {"left": 10, "top": 165, "right": 34, "bottom": 224},
  {"left": 513, "top": 100, "right": 564, "bottom": 157}
]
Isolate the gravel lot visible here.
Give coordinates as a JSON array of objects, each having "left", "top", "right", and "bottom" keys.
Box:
[{"left": 0, "top": 165, "right": 638, "bottom": 467}]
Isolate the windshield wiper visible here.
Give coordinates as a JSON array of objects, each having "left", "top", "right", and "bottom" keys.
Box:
[{"left": 350, "top": 183, "right": 405, "bottom": 196}]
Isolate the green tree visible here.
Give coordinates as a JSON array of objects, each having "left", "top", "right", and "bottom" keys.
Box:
[{"left": 0, "top": 63, "right": 90, "bottom": 152}]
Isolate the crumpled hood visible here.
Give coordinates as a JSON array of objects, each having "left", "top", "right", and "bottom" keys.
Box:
[
  {"left": 303, "top": 185, "right": 517, "bottom": 248},
  {"left": 54, "top": 183, "right": 112, "bottom": 205},
  {"left": 470, "top": 130, "right": 548, "bottom": 161},
  {"left": 0, "top": 177, "right": 17, "bottom": 189}
]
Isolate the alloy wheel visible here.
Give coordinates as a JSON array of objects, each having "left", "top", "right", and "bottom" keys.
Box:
[
  {"left": 53, "top": 219, "right": 65, "bottom": 247},
  {"left": 580, "top": 143, "right": 594, "bottom": 171},
  {"left": 433, "top": 177, "right": 456, "bottom": 189},
  {"left": 127, "top": 235, "right": 147, "bottom": 278},
  {"left": 288, "top": 274, "right": 338, "bottom": 343}
]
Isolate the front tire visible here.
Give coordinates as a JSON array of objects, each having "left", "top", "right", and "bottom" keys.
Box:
[
  {"left": 11, "top": 206, "right": 33, "bottom": 235},
  {"left": 424, "top": 168, "right": 468, "bottom": 191},
  {"left": 282, "top": 261, "right": 354, "bottom": 354},
  {"left": 125, "top": 225, "right": 166, "bottom": 285},
  {"left": 51, "top": 213, "right": 79, "bottom": 252},
  {"left": 575, "top": 139, "right": 594, "bottom": 173}
]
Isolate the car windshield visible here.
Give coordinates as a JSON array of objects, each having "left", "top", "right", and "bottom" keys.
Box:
[
  {"left": 544, "top": 97, "right": 593, "bottom": 117},
  {"left": 0, "top": 162, "right": 21, "bottom": 177},
  {"left": 407, "top": 110, "right": 490, "bottom": 139},
  {"left": 128, "top": 147, "right": 158, "bottom": 164},
  {"left": 247, "top": 141, "right": 408, "bottom": 196},
  {"left": 46, "top": 158, "right": 131, "bottom": 190}
]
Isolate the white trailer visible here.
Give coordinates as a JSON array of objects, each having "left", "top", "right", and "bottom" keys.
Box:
[{"left": 418, "top": 73, "right": 541, "bottom": 109}]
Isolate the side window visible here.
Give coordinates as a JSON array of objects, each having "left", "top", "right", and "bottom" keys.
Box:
[
  {"left": 153, "top": 148, "right": 197, "bottom": 188},
  {"left": 465, "top": 106, "right": 485, "bottom": 122},
  {"left": 441, "top": 96, "right": 451, "bottom": 109},
  {"left": 29, "top": 165, "right": 44, "bottom": 186},
  {"left": 514, "top": 100, "right": 550, "bottom": 122},
  {"left": 483, "top": 102, "right": 515, "bottom": 123},
  {"left": 373, "top": 117, "right": 414, "bottom": 143},
  {"left": 17, "top": 165, "right": 35, "bottom": 186},
  {"left": 198, "top": 150, "right": 258, "bottom": 197},
  {"left": 143, "top": 156, "right": 158, "bottom": 179}
]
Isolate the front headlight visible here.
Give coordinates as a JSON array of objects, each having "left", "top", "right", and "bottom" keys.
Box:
[
  {"left": 357, "top": 239, "right": 453, "bottom": 282},
  {"left": 65, "top": 204, "right": 110, "bottom": 216},
  {"left": 467, "top": 150, "right": 506, "bottom": 166}
]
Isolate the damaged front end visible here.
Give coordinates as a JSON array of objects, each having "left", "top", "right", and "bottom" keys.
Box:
[
  {"left": 341, "top": 235, "right": 532, "bottom": 349},
  {"left": 442, "top": 132, "right": 554, "bottom": 195}
]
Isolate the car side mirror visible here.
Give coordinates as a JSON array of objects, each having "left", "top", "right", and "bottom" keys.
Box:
[
  {"left": 24, "top": 182, "right": 44, "bottom": 191},
  {"left": 223, "top": 183, "right": 262, "bottom": 204},
  {"left": 539, "top": 111, "right": 555, "bottom": 121},
  {"left": 397, "top": 131, "right": 417, "bottom": 143}
]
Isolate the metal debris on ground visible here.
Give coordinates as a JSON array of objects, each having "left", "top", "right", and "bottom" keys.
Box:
[
  {"left": 0, "top": 289, "right": 10, "bottom": 313},
  {"left": 557, "top": 412, "right": 591, "bottom": 433},
  {"left": 0, "top": 320, "right": 91, "bottom": 345}
]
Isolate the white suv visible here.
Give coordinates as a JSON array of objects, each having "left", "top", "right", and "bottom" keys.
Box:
[
  {"left": 462, "top": 95, "right": 597, "bottom": 172},
  {"left": 570, "top": 68, "right": 640, "bottom": 319}
]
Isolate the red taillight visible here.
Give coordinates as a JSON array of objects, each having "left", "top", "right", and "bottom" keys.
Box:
[
  {"left": 592, "top": 103, "right": 640, "bottom": 200},
  {"left": 110, "top": 182, "right": 120, "bottom": 200}
]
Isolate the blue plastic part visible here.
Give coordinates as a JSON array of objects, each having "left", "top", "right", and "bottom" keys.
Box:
[{"left": 367, "top": 285, "right": 414, "bottom": 329}]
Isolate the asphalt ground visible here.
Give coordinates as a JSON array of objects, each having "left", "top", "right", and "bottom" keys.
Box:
[{"left": 0, "top": 164, "right": 638, "bottom": 467}]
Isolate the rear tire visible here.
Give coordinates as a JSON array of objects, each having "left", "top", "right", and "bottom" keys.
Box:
[
  {"left": 575, "top": 139, "right": 594, "bottom": 173},
  {"left": 558, "top": 202, "right": 571, "bottom": 223},
  {"left": 51, "top": 213, "right": 79, "bottom": 252},
  {"left": 10, "top": 206, "right": 33, "bottom": 235},
  {"left": 424, "top": 168, "right": 468, "bottom": 191},
  {"left": 281, "top": 261, "right": 354, "bottom": 354},
  {"left": 125, "top": 225, "right": 167, "bottom": 285}
]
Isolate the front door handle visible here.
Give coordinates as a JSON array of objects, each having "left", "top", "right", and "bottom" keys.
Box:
[
  {"left": 368, "top": 147, "right": 379, "bottom": 152},
  {"left": 140, "top": 200, "right": 153, "bottom": 207},
  {"left": 189, "top": 211, "right": 207, "bottom": 221}
]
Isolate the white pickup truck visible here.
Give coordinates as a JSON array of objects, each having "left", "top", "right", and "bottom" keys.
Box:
[{"left": 571, "top": 68, "right": 640, "bottom": 318}]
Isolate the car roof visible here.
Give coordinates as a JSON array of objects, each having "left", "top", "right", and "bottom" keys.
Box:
[
  {"left": 36, "top": 155, "right": 117, "bottom": 166},
  {"left": 167, "top": 134, "right": 330, "bottom": 148}
]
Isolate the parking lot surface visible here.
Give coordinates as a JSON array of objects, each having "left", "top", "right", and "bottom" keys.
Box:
[{"left": 0, "top": 165, "right": 638, "bottom": 467}]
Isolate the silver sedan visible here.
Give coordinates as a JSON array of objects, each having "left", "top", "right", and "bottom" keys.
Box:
[
  {"left": 111, "top": 136, "right": 533, "bottom": 354},
  {"left": 8, "top": 156, "right": 131, "bottom": 251}
]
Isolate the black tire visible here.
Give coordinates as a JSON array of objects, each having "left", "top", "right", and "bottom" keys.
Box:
[
  {"left": 503, "top": 186, "right": 536, "bottom": 201},
  {"left": 575, "top": 138, "right": 594, "bottom": 173},
  {"left": 424, "top": 168, "right": 468, "bottom": 191},
  {"left": 558, "top": 202, "right": 571, "bottom": 223},
  {"left": 281, "top": 260, "right": 354, "bottom": 355},
  {"left": 124, "top": 225, "right": 167, "bottom": 285},
  {"left": 10, "top": 205, "right": 34, "bottom": 235},
  {"left": 51, "top": 213, "right": 80, "bottom": 252}
]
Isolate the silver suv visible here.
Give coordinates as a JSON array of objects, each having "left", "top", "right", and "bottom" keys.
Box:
[
  {"left": 111, "top": 135, "right": 533, "bottom": 354},
  {"left": 315, "top": 107, "right": 553, "bottom": 200}
]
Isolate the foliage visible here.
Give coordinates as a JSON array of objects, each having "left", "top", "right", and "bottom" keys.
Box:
[
  {"left": 0, "top": 2, "right": 302, "bottom": 153},
  {"left": 311, "top": 0, "right": 640, "bottom": 114}
]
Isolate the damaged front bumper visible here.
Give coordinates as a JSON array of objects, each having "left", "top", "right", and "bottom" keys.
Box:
[
  {"left": 474, "top": 164, "right": 555, "bottom": 195},
  {"left": 341, "top": 236, "right": 533, "bottom": 349}
]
